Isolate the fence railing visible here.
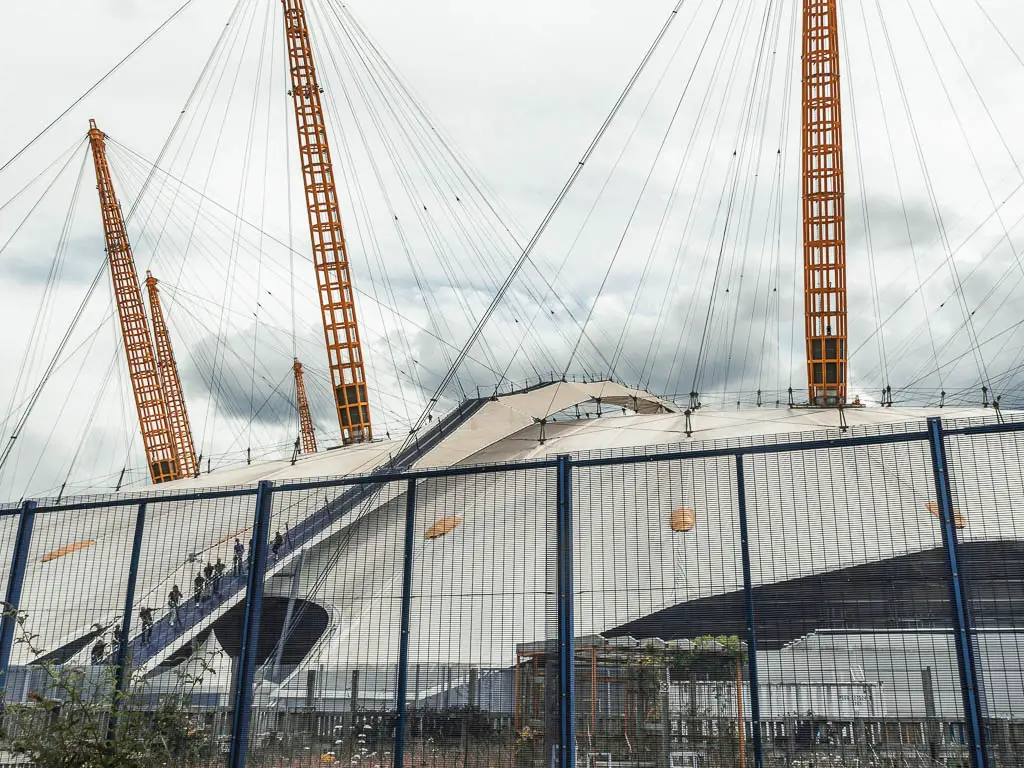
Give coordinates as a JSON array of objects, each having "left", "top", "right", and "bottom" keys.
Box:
[{"left": 0, "top": 414, "right": 1021, "bottom": 767}]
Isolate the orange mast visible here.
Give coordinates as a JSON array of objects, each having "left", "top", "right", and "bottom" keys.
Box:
[
  {"left": 282, "top": 0, "right": 373, "bottom": 444},
  {"left": 145, "top": 271, "right": 198, "bottom": 478},
  {"left": 293, "top": 358, "right": 318, "bottom": 454},
  {"left": 801, "top": 0, "right": 848, "bottom": 406},
  {"left": 88, "top": 120, "right": 179, "bottom": 483}
]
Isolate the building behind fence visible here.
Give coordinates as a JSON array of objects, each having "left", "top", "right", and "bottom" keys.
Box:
[{"left": 0, "top": 413, "right": 1020, "bottom": 767}]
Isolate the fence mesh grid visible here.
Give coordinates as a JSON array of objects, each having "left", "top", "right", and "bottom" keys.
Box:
[{"left": 0, "top": 417, "right": 1018, "bottom": 767}]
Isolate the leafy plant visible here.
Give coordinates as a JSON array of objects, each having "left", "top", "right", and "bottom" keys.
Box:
[{"left": 1, "top": 607, "right": 221, "bottom": 767}]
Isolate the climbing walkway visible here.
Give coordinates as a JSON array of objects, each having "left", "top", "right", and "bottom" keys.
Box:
[{"left": 89, "top": 396, "right": 488, "bottom": 670}]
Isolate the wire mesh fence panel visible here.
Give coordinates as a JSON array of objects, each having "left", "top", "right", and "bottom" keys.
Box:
[
  {"left": 944, "top": 418, "right": 1024, "bottom": 766},
  {"left": 247, "top": 476, "right": 408, "bottom": 766},
  {"left": 744, "top": 435, "right": 972, "bottom": 768},
  {"left": 130, "top": 489, "right": 261, "bottom": 763},
  {"left": 0, "top": 497, "right": 137, "bottom": 762},
  {"left": 402, "top": 467, "right": 555, "bottom": 768},
  {"left": 574, "top": 456, "right": 746, "bottom": 768}
]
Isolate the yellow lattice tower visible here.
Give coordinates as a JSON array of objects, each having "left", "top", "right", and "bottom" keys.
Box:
[
  {"left": 145, "top": 271, "right": 198, "bottom": 478},
  {"left": 88, "top": 120, "right": 179, "bottom": 483},
  {"left": 802, "top": 0, "right": 848, "bottom": 406},
  {"left": 293, "top": 358, "right": 318, "bottom": 454},
  {"left": 282, "top": 0, "right": 373, "bottom": 443}
]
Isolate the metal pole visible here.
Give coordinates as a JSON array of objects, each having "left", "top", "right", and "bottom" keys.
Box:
[
  {"left": 927, "top": 417, "right": 988, "bottom": 768},
  {"left": 107, "top": 502, "right": 147, "bottom": 748},
  {"left": 736, "top": 456, "right": 764, "bottom": 767},
  {"left": 395, "top": 478, "right": 417, "bottom": 768},
  {"left": 272, "top": 548, "right": 305, "bottom": 680},
  {"left": 228, "top": 480, "right": 274, "bottom": 768},
  {"left": 556, "top": 455, "right": 576, "bottom": 768},
  {"left": 0, "top": 500, "right": 35, "bottom": 696}
]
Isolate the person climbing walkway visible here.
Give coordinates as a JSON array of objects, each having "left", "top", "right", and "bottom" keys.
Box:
[
  {"left": 140, "top": 606, "right": 154, "bottom": 645},
  {"left": 168, "top": 584, "right": 182, "bottom": 626},
  {"left": 203, "top": 561, "right": 215, "bottom": 599},
  {"left": 213, "top": 558, "right": 226, "bottom": 596},
  {"left": 194, "top": 573, "right": 204, "bottom": 606},
  {"left": 233, "top": 538, "right": 245, "bottom": 576}
]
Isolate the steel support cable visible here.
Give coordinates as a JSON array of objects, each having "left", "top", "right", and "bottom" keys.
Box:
[
  {"left": 320, "top": 22, "right": 507, "bottom": 385},
  {"left": 4, "top": 152, "right": 93, "bottom": 495},
  {"left": 906, "top": 0, "right": 1024, "bottom": 281},
  {"left": 169, "top": 296, "right": 295, "bottom": 435},
  {"left": 91, "top": 0, "right": 254, "bottom": 482},
  {"left": 104, "top": 155, "right": 290, "bottom": 454},
  {"left": 0, "top": 263, "right": 105, "bottom": 477},
  {"left": 329, "top": 5, "right": 594, "bottom": 380},
  {"left": 0, "top": 0, "right": 201, "bottom": 177},
  {"left": 600, "top": 0, "right": 720, "bottom": 378},
  {"left": 482, "top": 8, "right": 705, "bottom": 389},
  {"left": 970, "top": 0, "right": 1024, "bottom": 70},
  {"left": 0, "top": 308, "right": 115, "bottom": 431},
  {"left": 1, "top": 146, "right": 90, "bottom": 432},
  {"left": 856, "top": 0, "right": 944, "bottom": 390},
  {"left": 311, "top": 15, "right": 463, "bottom": 374},
  {"left": 932, "top": 2, "right": 1023, "bottom": 182},
  {"left": 717, "top": 0, "right": 785, "bottom": 398},
  {"left": 891, "top": 219, "right": 1024, "bottom": 388},
  {"left": 845, "top": 153, "right": 1024, "bottom": 363},
  {"left": 201, "top": 0, "right": 268, "bottom": 454},
  {"left": 166, "top": 278, "right": 504, "bottom": 382},
  {"left": 332, "top": 2, "right": 527, "bottom": 243},
  {"left": 390, "top": 0, "right": 692, "bottom": 441},
  {"left": 249, "top": 11, "right": 281, "bottom": 453},
  {"left": 903, "top": 250, "right": 1024, "bottom": 394},
  {"left": 874, "top": 0, "right": 991, "bottom": 390},
  {"left": 208, "top": 0, "right": 276, "bottom": 456},
  {"left": 301, "top": 13, "right": 416, "bottom": 422},
  {"left": 138, "top": 0, "right": 253, "bottom": 295},
  {"left": 733, "top": 0, "right": 788, "bottom": 393},
  {"left": 757, "top": 6, "right": 799, "bottom": 397},
  {"left": 837, "top": 0, "right": 889, "bottom": 388},
  {"left": 690, "top": 0, "right": 769, "bottom": 396},
  {"left": 20, "top": 152, "right": 90, "bottom": 399},
  {"left": 693, "top": 154, "right": 744, "bottom": 395},
  {"left": 661, "top": 0, "right": 761, "bottom": 395},
  {"left": 639, "top": 0, "right": 751, "bottom": 388},
  {"left": 0, "top": 136, "right": 85, "bottom": 216},
  {"left": 105, "top": 9, "right": 255, "bottom": 455},
  {"left": 216, "top": 368, "right": 297, "bottom": 461},
  {"left": 774, "top": 3, "right": 799, "bottom": 393},
  {"left": 659, "top": 0, "right": 762, "bottom": 395},
  {"left": 330, "top": 0, "right": 628, "bottom": 376},
  {"left": 107, "top": 138, "right": 503, "bottom": 378},
  {"left": 753, "top": 0, "right": 798, "bottom": 396},
  {"left": 899, "top": 315, "right": 1024, "bottom": 395},
  {"left": 110, "top": 140, "right": 458, "bottom": 382},
  {"left": 562, "top": 0, "right": 733, "bottom": 406},
  {"left": 30, "top": 338, "right": 121, "bottom": 496},
  {"left": 319, "top": 44, "right": 475, "bottom": 395}
]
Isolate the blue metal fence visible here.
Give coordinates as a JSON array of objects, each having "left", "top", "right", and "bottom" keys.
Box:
[{"left": 0, "top": 414, "right": 1020, "bottom": 766}]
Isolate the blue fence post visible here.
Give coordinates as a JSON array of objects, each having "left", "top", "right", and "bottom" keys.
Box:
[
  {"left": 556, "top": 455, "right": 576, "bottom": 768},
  {"left": 394, "top": 478, "right": 417, "bottom": 768},
  {"left": 107, "top": 502, "right": 147, "bottom": 748},
  {"left": 0, "top": 500, "right": 35, "bottom": 697},
  {"left": 927, "top": 417, "right": 988, "bottom": 768},
  {"left": 228, "top": 480, "right": 274, "bottom": 768},
  {"left": 735, "top": 455, "right": 763, "bottom": 768}
]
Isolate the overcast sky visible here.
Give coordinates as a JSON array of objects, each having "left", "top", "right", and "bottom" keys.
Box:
[{"left": 3, "top": 0, "right": 1024, "bottom": 499}]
